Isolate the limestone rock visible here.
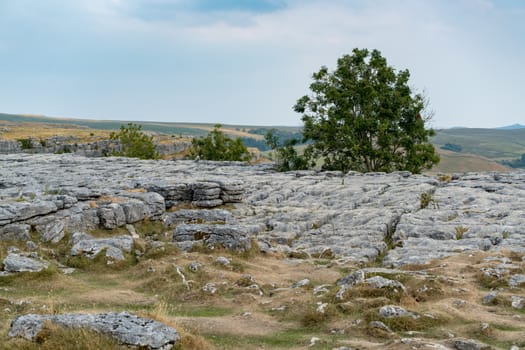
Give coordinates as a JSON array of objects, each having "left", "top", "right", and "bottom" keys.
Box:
[
  {"left": 173, "top": 224, "right": 256, "bottom": 251},
  {"left": 70, "top": 233, "right": 133, "bottom": 260},
  {"left": 8, "top": 312, "right": 179, "bottom": 349},
  {"left": 451, "top": 338, "right": 492, "bottom": 350},
  {"left": 0, "top": 223, "right": 31, "bottom": 241},
  {"left": 379, "top": 305, "right": 417, "bottom": 318},
  {"left": 3, "top": 253, "right": 49, "bottom": 272}
]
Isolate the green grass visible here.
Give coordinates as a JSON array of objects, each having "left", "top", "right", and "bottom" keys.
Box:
[{"left": 432, "top": 128, "right": 525, "bottom": 160}]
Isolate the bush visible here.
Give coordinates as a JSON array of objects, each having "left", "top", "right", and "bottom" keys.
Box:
[
  {"left": 109, "top": 123, "right": 159, "bottom": 160},
  {"left": 189, "top": 124, "right": 251, "bottom": 162},
  {"left": 264, "top": 129, "right": 310, "bottom": 171}
]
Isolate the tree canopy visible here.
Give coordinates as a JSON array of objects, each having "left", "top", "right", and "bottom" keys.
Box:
[
  {"left": 189, "top": 124, "right": 251, "bottom": 162},
  {"left": 109, "top": 123, "right": 159, "bottom": 160},
  {"left": 294, "top": 48, "right": 439, "bottom": 174}
]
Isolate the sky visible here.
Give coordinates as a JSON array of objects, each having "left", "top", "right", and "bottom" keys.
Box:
[{"left": 0, "top": 0, "right": 523, "bottom": 128}]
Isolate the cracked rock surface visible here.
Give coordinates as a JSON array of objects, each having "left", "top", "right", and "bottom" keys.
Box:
[{"left": 1, "top": 154, "right": 525, "bottom": 266}]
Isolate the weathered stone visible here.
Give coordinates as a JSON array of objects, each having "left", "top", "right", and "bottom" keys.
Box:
[
  {"left": 365, "top": 276, "right": 406, "bottom": 291},
  {"left": 173, "top": 224, "right": 256, "bottom": 251},
  {"left": 451, "top": 338, "right": 491, "bottom": 350},
  {"left": 511, "top": 295, "right": 524, "bottom": 309},
  {"left": 121, "top": 200, "right": 151, "bottom": 223},
  {"left": 70, "top": 233, "right": 133, "bottom": 260},
  {"left": 0, "top": 223, "right": 31, "bottom": 241},
  {"left": 37, "top": 220, "right": 65, "bottom": 243},
  {"left": 98, "top": 204, "right": 126, "bottom": 229},
  {"left": 509, "top": 274, "right": 525, "bottom": 287},
  {"left": 482, "top": 292, "right": 497, "bottom": 304},
  {"left": 337, "top": 270, "right": 365, "bottom": 287},
  {"left": 163, "top": 209, "right": 233, "bottom": 226},
  {"left": 8, "top": 312, "right": 179, "bottom": 349},
  {"left": 379, "top": 305, "right": 417, "bottom": 318},
  {"left": 3, "top": 253, "right": 49, "bottom": 272}
]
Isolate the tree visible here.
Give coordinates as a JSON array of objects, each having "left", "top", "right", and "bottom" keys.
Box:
[
  {"left": 264, "top": 129, "right": 310, "bottom": 171},
  {"left": 109, "top": 123, "right": 159, "bottom": 160},
  {"left": 294, "top": 48, "right": 439, "bottom": 174},
  {"left": 190, "top": 124, "right": 251, "bottom": 162}
]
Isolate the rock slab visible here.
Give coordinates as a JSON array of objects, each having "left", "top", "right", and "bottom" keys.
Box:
[{"left": 8, "top": 312, "right": 179, "bottom": 349}]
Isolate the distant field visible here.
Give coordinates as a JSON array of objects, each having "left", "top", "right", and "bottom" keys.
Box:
[
  {"left": 432, "top": 128, "right": 525, "bottom": 160},
  {"left": 0, "top": 113, "right": 301, "bottom": 140},
  {"left": 429, "top": 149, "right": 511, "bottom": 173},
  {"left": 1, "top": 112, "right": 523, "bottom": 173}
]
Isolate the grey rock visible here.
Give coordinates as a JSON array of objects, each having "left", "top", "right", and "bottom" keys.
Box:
[
  {"left": 509, "top": 274, "right": 525, "bottom": 287},
  {"left": 337, "top": 270, "right": 365, "bottom": 287},
  {"left": 291, "top": 278, "right": 310, "bottom": 288},
  {"left": 188, "top": 262, "right": 201, "bottom": 272},
  {"left": 8, "top": 312, "right": 179, "bottom": 349},
  {"left": 379, "top": 305, "right": 417, "bottom": 318},
  {"left": 163, "top": 209, "right": 233, "bottom": 226},
  {"left": 368, "top": 320, "right": 392, "bottom": 333},
  {"left": 122, "top": 192, "right": 165, "bottom": 219},
  {"left": 71, "top": 234, "right": 133, "bottom": 260},
  {"left": 215, "top": 256, "right": 230, "bottom": 265},
  {"left": 511, "top": 296, "right": 524, "bottom": 309},
  {"left": 173, "top": 224, "right": 256, "bottom": 251},
  {"left": 452, "top": 338, "right": 491, "bottom": 350},
  {"left": 3, "top": 253, "right": 49, "bottom": 272},
  {"left": 0, "top": 223, "right": 31, "bottom": 241},
  {"left": 37, "top": 220, "right": 65, "bottom": 243},
  {"left": 365, "top": 276, "right": 406, "bottom": 291},
  {"left": 98, "top": 204, "right": 126, "bottom": 229},
  {"left": 122, "top": 200, "right": 151, "bottom": 223},
  {"left": 482, "top": 292, "right": 497, "bottom": 304}
]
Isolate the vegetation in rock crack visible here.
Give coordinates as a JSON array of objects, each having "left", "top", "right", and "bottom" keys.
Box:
[
  {"left": 294, "top": 48, "right": 440, "bottom": 174},
  {"left": 109, "top": 123, "right": 160, "bottom": 160},
  {"left": 420, "top": 192, "right": 438, "bottom": 209},
  {"left": 189, "top": 124, "right": 251, "bottom": 162}
]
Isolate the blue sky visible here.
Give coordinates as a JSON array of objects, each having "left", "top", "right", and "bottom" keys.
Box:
[{"left": 0, "top": 0, "right": 523, "bottom": 128}]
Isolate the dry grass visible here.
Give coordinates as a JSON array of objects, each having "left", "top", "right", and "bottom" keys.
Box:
[{"left": 1, "top": 239, "right": 525, "bottom": 349}]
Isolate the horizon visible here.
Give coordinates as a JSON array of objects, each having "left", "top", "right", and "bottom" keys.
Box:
[{"left": 0, "top": 0, "right": 524, "bottom": 128}]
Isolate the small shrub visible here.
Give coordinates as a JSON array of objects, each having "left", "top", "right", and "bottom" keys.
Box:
[
  {"left": 17, "top": 138, "right": 33, "bottom": 149},
  {"left": 420, "top": 192, "right": 438, "bottom": 209},
  {"left": 189, "top": 124, "right": 251, "bottom": 162},
  {"left": 110, "top": 123, "right": 160, "bottom": 160},
  {"left": 455, "top": 226, "right": 469, "bottom": 240}
]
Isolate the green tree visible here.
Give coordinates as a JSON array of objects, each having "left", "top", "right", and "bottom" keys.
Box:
[
  {"left": 190, "top": 124, "right": 251, "bottom": 162},
  {"left": 109, "top": 123, "right": 159, "bottom": 159},
  {"left": 294, "top": 48, "right": 439, "bottom": 174},
  {"left": 264, "top": 129, "right": 310, "bottom": 171}
]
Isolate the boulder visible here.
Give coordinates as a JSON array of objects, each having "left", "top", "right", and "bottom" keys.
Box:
[
  {"left": 0, "top": 223, "right": 31, "bottom": 241},
  {"left": 8, "top": 312, "right": 179, "bottom": 349},
  {"left": 70, "top": 233, "right": 133, "bottom": 260},
  {"left": 3, "top": 253, "right": 49, "bottom": 272},
  {"left": 36, "top": 220, "right": 65, "bottom": 243},
  {"left": 173, "top": 224, "right": 256, "bottom": 251}
]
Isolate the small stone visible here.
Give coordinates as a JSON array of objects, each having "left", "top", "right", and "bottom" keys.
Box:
[
  {"left": 309, "top": 337, "right": 320, "bottom": 347},
  {"left": 369, "top": 320, "right": 392, "bottom": 333},
  {"left": 215, "top": 256, "right": 230, "bottom": 265},
  {"left": 482, "top": 292, "right": 497, "bottom": 304},
  {"left": 337, "top": 270, "right": 365, "bottom": 286},
  {"left": 379, "top": 305, "right": 418, "bottom": 318},
  {"left": 202, "top": 283, "right": 217, "bottom": 294},
  {"left": 188, "top": 262, "right": 201, "bottom": 272},
  {"left": 511, "top": 296, "right": 524, "bottom": 309},
  {"left": 291, "top": 278, "right": 310, "bottom": 288},
  {"left": 509, "top": 274, "right": 525, "bottom": 287}
]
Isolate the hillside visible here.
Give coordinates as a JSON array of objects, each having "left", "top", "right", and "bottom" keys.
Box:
[
  {"left": 432, "top": 128, "right": 525, "bottom": 161},
  {"left": 1, "top": 112, "right": 524, "bottom": 172}
]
